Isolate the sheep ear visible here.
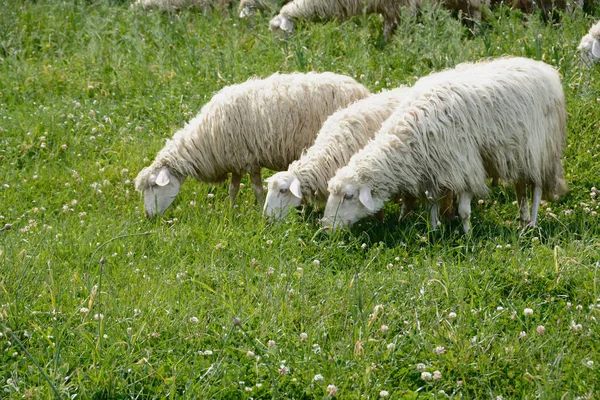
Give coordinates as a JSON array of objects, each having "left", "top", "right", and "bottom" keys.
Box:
[
  {"left": 592, "top": 39, "right": 600, "bottom": 58},
  {"left": 289, "top": 178, "right": 302, "bottom": 199},
  {"left": 359, "top": 186, "right": 375, "bottom": 211},
  {"left": 155, "top": 169, "right": 170, "bottom": 187}
]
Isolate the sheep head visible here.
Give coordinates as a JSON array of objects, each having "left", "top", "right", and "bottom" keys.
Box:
[
  {"left": 578, "top": 33, "right": 600, "bottom": 67},
  {"left": 322, "top": 181, "right": 383, "bottom": 231},
  {"left": 269, "top": 14, "right": 295, "bottom": 34},
  {"left": 135, "top": 166, "right": 182, "bottom": 217},
  {"left": 263, "top": 171, "right": 303, "bottom": 221}
]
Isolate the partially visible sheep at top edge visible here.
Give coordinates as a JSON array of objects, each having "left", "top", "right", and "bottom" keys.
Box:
[
  {"left": 134, "top": 72, "right": 371, "bottom": 218},
  {"left": 131, "top": 0, "right": 233, "bottom": 10},
  {"left": 322, "top": 57, "right": 568, "bottom": 234},
  {"left": 238, "top": 0, "right": 292, "bottom": 18},
  {"left": 263, "top": 86, "right": 411, "bottom": 221},
  {"left": 269, "top": 0, "right": 490, "bottom": 40},
  {"left": 578, "top": 20, "right": 600, "bottom": 66}
]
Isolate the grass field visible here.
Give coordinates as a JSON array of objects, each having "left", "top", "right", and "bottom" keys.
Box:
[{"left": 1, "top": 0, "right": 600, "bottom": 398}]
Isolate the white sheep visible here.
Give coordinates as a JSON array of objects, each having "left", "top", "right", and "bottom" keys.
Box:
[
  {"left": 578, "top": 20, "right": 600, "bottom": 66},
  {"left": 238, "top": 0, "right": 291, "bottom": 18},
  {"left": 323, "top": 57, "right": 568, "bottom": 234},
  {"left": 132, "top": 0, "right": 232, "bottom": 10},
  {"left": 134, "top": 72, "right": 370, "bottom": 217},
  {"left": 263, "top": 87, "right": 411, "bottom": 221},
  {"left": 269, "top": 0, "right": 490, "bottom": 39}
]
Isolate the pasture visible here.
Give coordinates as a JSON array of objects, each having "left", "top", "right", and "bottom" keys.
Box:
[{"left": 1, "top": 0, "right": 600, "bottom": 398}]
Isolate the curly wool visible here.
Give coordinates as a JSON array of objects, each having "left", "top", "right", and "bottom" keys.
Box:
[
  {"left": 329, "top": 57, "right": 567, "bottom": 206},
  {"left": 135, "top": 72, "right": 370, "bottom": 193},
  {"left": 287, "top": 87, "right": 410, "bottom": 204}
]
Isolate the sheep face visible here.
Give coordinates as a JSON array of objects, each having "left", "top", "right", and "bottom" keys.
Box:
[
  {"left": 269, "top": 14, "right": 295, "bottom": 34},
  {"left": 263, "top": 172, "right": 303, "bottom": 221},
  {"left": 322, "top": 183, "right": 383, "bottom": 230},
  {"left": 137, "top": 167, "right": 182, "bottom": 217},
  {"left": 578, "top": 34, "right": 600, "bottom": 66}
]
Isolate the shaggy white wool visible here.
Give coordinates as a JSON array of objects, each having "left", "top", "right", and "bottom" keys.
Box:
[
  {"left": 263, "top": 87, "right": 410, "bottom": 220},
  {"left": 324, "top": 57, "right": 567, "bottom": 232},
  {"left": 135, "top": 72, "right": 370, "bottom": 217}
]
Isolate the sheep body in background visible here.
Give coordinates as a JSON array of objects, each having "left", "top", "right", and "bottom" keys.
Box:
[
  {"left": 132, "top": 0, "right": 232, "bottom": 10},
  {"left": 323, "top": 57, "right": 567, "bottom": 233},
  {"left": 269, "top": 0, "right": 490, "bottom": 39},
  {"left": 135, "top": 72, "right": 371, "bottom": 217},
  {"left": 263, "top": 87, "right": 411, "bottom": 221},
  {"left": 578, "top": 20, "right": 600, "bottom": 66}
]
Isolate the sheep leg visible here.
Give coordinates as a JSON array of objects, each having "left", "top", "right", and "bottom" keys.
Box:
[
  {"left": 250, "top": 166, "right": 264, "bottom": 206},
  {"left": 458, "top": 192, "right": 473, "bottom": 234},
  {"left": 399, "top": 195, "right": 417, "bottom": 220},
  {"left": 430, "top": 202, "right": 440, "bottom": 230},
  {"left": 229, "top": 172, "right": 242, "bottom": 205},
  {"left": 515, "top": 180, "right": 530, "bottom": 226},
  {"left": 528, "top": 185, "right": 543, "bottom": 228},
  {"left": 383, "top": 18, "right": 398, "bottom": 41}
]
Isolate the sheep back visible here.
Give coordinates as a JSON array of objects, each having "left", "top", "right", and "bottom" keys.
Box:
[{"left": 140, "top": 72, "right": 371, "bottom": 189}]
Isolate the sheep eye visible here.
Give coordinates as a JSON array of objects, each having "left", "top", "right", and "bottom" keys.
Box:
[
  {"left": 280, "top": 188, "right": 288, "bottom": 194},
  {"left": 343, "top": 193, "right": 354, "bottom": 200}
]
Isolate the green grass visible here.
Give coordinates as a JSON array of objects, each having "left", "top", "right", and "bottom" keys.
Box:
[{"left": 1, "top": 0, "right": 600, "bottom": 398}]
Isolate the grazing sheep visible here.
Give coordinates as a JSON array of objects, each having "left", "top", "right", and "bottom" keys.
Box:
[
  {"left": 263, "top": 87, "right": 411, "bottom": 221},
  {"left": 322, "top": 57, "right": 567, "bottom": 234},
  {"left": 269, "top": 0, "right": 490, "bottom": 39},
  {"left": 238, "top": 0, "right": 292, "bottom": 18},
  {"left": 578, "top": 20, "right": 600, "bottom": 66},
  {"left": 135, "top": 72, "right": 370, "bottom": 217},
  {"left": 132, "top": 0, "right": 232, "bottom": 10}
]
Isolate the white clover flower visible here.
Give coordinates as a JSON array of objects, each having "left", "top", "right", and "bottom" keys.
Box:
[
  {"left": 448, "top": 312, "right": 457, "bottom": 319},
  {"left": 536, "top": 325, "right": 545, "bottom": 335},
  {"left": 416, "top": 363, "right": 427, "bottom": 372},
  {"left": 380, "top": 325, "right": 389, "bottom": 333},
  {"left": 79, "top": 307, "right": 89, "bottom": 314},
  {"left": 246, "top": 350, "right": 255, "bottom": 358},
  {"left": 313, "top": 374, "right": 324, "bottom": 381},
  {"left": 586, "top": 360, "right": 594, "bottom": 367},
  {"left": 387, "top": 343, "right": 395, "bottom": 351},
  {"left": 379, "top": 390, "right": 389, "bottom": 397},
  {"left": 189, "top": 317, "right": 199, "bottom": 324},
  {"left": 278, "top": 365, "right": 289, "bottom": 375},
  {"left": 268, "top": 340, "right": 276, "bottom": 348},
  {"left": 524, "top": 308, "right": 533, "bottom": 316},
  {"left": 421, "top": 372, "right": 432, "bottom": 381},
  {"left": 300, "top": 332, "right": 308, "bottom": 342},
  {"left": 326, "top": 384, "right": 337, "bottom": 397},
  {"left": 570, "top": 321, "right": 582, "bottom": 331},
  {"left": 519, "top": 331, "right": 527, "bottom": 339},
  {"left": 434, "top": 346, "right": 446, "bottom": 355},
  {"left": 313, "top": 259, "right": 320, "bottom": 266},
  {"left": 433, "top": 370, "right": 442, "bottom": 381}
]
